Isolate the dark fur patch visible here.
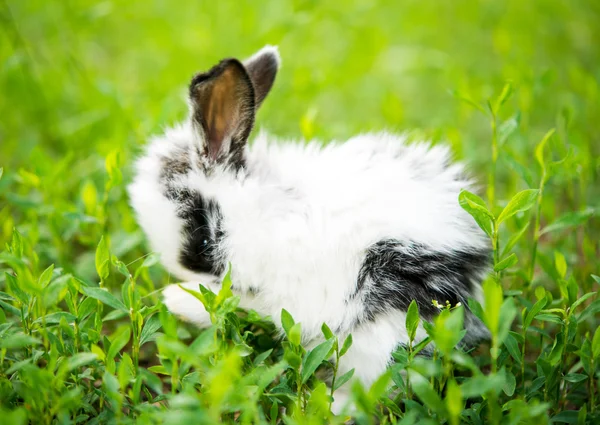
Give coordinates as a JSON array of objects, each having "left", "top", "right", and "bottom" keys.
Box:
[
  {"left": 165, "top": 187, "right": 226, "bottom": 275},
  {"left": 244, "top": 49, "right": 278, "bottom": 107},
  {"left": 355, "top": 240, "right": 490, "bottom": 322},
  {"left": 159, "top": 149, "right": 191, "bottom": 182}
]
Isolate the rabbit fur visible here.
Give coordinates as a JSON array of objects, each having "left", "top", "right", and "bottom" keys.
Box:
[{"left": 128, "top": 45, "right": 491, "bottom": 410}]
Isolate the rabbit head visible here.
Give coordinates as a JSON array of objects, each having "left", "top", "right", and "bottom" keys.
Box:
[{"left": 128, "top": 46, "right": 280, "bottom": 284}]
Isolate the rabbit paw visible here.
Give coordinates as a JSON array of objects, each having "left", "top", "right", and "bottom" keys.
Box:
[{"left": 162, "top": 283, "right": 211, "bottom": 327}]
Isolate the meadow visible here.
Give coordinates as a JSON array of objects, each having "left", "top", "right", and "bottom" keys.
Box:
[{"left": 0, "top": 0, "right": 599, "bottom": 423}]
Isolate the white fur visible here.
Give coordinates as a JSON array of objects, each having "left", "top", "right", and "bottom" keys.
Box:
[{"left": 127, "top": 47, "right": 488, "bottom": 409}]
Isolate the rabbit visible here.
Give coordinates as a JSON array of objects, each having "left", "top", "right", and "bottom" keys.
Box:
[{"left": 128, "top": 45, "right": 491, "bottom": 412}]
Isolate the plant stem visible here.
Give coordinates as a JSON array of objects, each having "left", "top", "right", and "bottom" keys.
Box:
[
  {"left": 329, "top": 344, "right": 339, "bottom": 410},
  {"left": 521, "top": 329, "right": 526, "bottom": 394},
  {"left": 171, "top": 358, "right": 179, "bottom": 395},
  {"left": 296, "top": 374, "right": 304, "bottom": 413},
  {"left": 528, "top": 171, "right": 546, "bottom": 288},
  {"left": 488, "top": 111, "right": 498, "bottom": 211},
  {"left": 590, "top": 357, "right": 595, "bottom": 413},
  {"left": 129, "top": 276, "right": 139, "bottom": 373}
]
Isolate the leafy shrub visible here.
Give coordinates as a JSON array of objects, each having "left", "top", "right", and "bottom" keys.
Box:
[{"left": 1, "top": 1, "right": 598, "bottom": 424}]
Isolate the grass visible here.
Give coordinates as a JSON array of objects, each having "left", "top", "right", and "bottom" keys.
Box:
[{"left": 1, "top": 0, "right": 599, "bottom": 423}]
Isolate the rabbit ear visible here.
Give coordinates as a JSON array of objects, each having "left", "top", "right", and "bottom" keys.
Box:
[
  {"left": 189, "top": 59, "right": 255, "bottom": 166},
  {"left": 243, "top": 45, "right": 280, "bottom": 108}
]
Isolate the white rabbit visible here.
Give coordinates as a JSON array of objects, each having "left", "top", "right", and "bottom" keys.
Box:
[{"left": 128, "top": 45, "right": 490, "bottom": 411}]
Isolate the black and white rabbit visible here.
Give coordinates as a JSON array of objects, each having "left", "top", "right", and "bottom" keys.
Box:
[{"left": 128, "top": 46, "right": 490, "bottom": 410}]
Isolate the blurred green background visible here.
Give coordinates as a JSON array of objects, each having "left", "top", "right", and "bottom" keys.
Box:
[{"left": 1, "top": 0, "right": 598, "bottom": 282}]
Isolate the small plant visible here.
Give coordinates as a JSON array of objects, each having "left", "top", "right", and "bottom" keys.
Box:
[{"left": 1, "top": 2, "right": 599, "bottom": 423}]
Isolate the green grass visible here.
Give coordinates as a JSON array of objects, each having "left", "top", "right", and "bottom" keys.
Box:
[{"left": 1, "top": 0, "right": 599, "bottom": 424}]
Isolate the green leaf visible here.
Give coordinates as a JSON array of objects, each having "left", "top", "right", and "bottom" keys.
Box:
[
  {"left": 368, "top": 370, "right": 391, "bottom": 399},
  {"left": 321, "top": 323, "right": 334, "bottom": 340},
  {"left": 0, "top": 333, "right": 41, "bottom": 350},
  {"left": 10, "top": 230, "right": 23, "bottom": 258},
  {"left": 503, "top": 369, "right": 516, "bottom": 396},
  {"left": 467, "top": 297, "right": 485, "bottom": 324},
  {"left": 571, "top": 292, "right": 597, "bottom": 312},
  {"left": 281, "top": 309, "right": 294, "bottom": 335},
  {"left": 498, "top": 113, "right": 519, "bottom": 146},
  {"left": 269, "top": 401, "right": 278, "bottom": 424},
  {"left": 141, "top": 252, "right": 160, "bottom": 269},
  {"left": 483, "top": 278, "right": 503, "bottom": 336},
  {"left": 494, "top": 253, "right": 518, "bottom": 272},
  {"left": 107, "top": 327, "right": 131, "bottom": 360},
  {"left": 412, "top": 336, "right": 432, "bottom": 355},
  {"left": 80, "top": 286, "right": 127, "bottom": 312},
  {"left": 554, "top": 251, "right": 567, "bottom": 279},
  {"left": 563, "top": 373, "right": 588, "bottom": 383},
  {"left": 406, "top": 300, "right": 420, "bottom": 342},
  {"left": 430, "top": 306, "right": 465, "bottom": 355},
  {"left": 498, "top": 297, "right": 518, "bottom": 345},
  {"left": 78, "top": 297, "right": 99, "bottom": 321},
  {"left": 190, "top": 327, "right": 219, "bottom": 356},
  {"left": 103, "top": 371, "right": 121, "bottom": 396},
  {"left": 540, "top": 208, "right": 595, "bottom": 235},
  {"left": 503, "top": 333, "right": 522, "bottom": 365},
  {"left": 218, "top": 295, "right": 240, "bottom": 314},
  {"left": 407, "top": 370, "right": 446, "bottom": 414},
  {"left": 216, "top": 264, "right": 233, "bottom": 305},
  {"left": 64, "top": 353, "right": 98, "bottom": 373},
  {"left": 288, "top": 323, "right": 302, "bottom": 347},
  {"left": 548, "top": 148, "right": 572, "bottom": 178},
  {"left": 592, "top": 327, "right": 600, "bottom": 359},
  {"left": 105, "top": 150, "right": 122, "bottom": 187},
  {"left": 502, "top": 221, "right": 530, "bottom": 257},
  {"left": 38, "top": 264, "right": 54, "bottom": 288},
  {"left": 493, "top": 81, "right": 513, "bottom": 113},
  {"left": 547, "top": 332, "right": 565, "bottom": 366},
  {"left": 0, "top": 167, "right": 3, "bottom": 180},
  {"left": 139, "top": 314, "right": 161, "bottom": 346},
  {"left": 535, "top": 128, "right": 555, "bottom": 171},
  {"left": 461, "top": 373, "right": 506, "bottom": 398},
  {"left": 450, "top": 351, "right": 479, "bottom": 373},
  {"left": 578, "top": 299, "right": 600, "bottom": 322},
  {"left": 334, "top": 368, "right": 355, "bottom": 391},
  {"left": 497, "top": 189, "right": 539, "bottom": 225},
  {"left": 179, "top": 283, "right": 208, "bottom": 309},
  {"left": 0, "top": 291, "right": 14, "bottom": 301},
  {"left": 340, "top": 334, "right": 353, "bottom": 357},
  {"left": 550, "top": 411, "right": 579, "bottom": 424},
  {"left": 95, "top": 236, "right": 110, "bottom": 281},
  {"left": 0, "top": 408, "right": 26, "bottom": 425},
  {"left": 113, "top": 257, "right": 130, "bottom": 278},
  {"left": 6, "top": 272, "right": 29, "bottom": 304},
  {"left": 34, "top": 312, "right": 76, "bottom": 325},
  {"left": 253, "top": 349, "right": 273, "bottom": 366},
  {"left": 458, "top": 190, "right": 494, "bottom": 238},
  {"left": 450, "top": 90, "right": 487, "bottom": 115},
  {"left": 284, "top": 350, "right": 302, "bottom": 370},
  {"left": 578, "top": 405, "right": 587, "bottom": 425},
  {"left": 445, "top": 379, "right": 464, "bottom": 420},
  {"left": 148, "top": 365, "right": 169, "bottom": 375},
  {"left": 118, "top": 352, "right": 134, "bottom": 390},
  {"left": 301, "top": 337, "right": 335, "bottom": 383},
  {"left": 524, "top": 296, "right": 548, "bottom": 329},
  {"left": 535, "top": 314, "right": 564, "bottom": 324}
]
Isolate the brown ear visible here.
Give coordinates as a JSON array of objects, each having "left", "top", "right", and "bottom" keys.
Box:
[
  {"left": 189, "top": 59, "right": 255, "bottom": 166},
  {"left": 243, "top": 45, "right": 280, "bottom": 108}
]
